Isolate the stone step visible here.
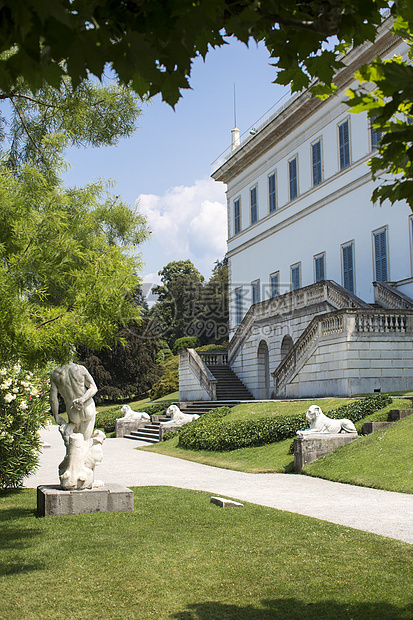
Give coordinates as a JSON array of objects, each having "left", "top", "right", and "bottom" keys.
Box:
[
  {"left": 388, "top": 408, "right": 413, "bottom": 421},
  {"left": 362, "top": 408, "right": 413, "bottom": 435},
  {"left": 126, "top": 429, "right": 160, "bottom": 443},
  {"left": 179, "top": 399, "right": 254, "bottom": 416}
]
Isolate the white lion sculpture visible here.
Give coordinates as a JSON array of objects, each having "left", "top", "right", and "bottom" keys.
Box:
[
  {"left": 118, "top": 405, "right": 150, "bottom": 423},
  {"left": 297, "top": 405, "right": 357, "bottom": 436},
  {"left": 160, "top": 404, "right": 199, "bottom": 428}
]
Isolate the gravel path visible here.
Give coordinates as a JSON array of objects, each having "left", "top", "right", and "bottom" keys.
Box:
[{"left": 24, "top": 425, "right": 413, "bottom": 544}]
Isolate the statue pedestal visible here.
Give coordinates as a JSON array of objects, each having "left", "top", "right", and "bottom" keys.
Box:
[
  {"left": 37, "top": 483, "right": 134, "bottom": 517},
  {"left": 294, "top": 433, "right": 358, "bottom": 472}
]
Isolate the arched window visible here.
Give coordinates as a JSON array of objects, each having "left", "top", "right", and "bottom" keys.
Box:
[{"left": 281, "top": 335, "right": 293, "bottom": 359}]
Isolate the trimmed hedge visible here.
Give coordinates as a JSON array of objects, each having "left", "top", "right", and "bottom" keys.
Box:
[
  {"left": 95, "top": 400, "right": 176, "bottom": 434},
  {"left": 177, "top": 395, "right": 392, "bottom": 452}
]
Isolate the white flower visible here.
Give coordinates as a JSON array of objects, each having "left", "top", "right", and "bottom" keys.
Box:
[
  {"left": 20, "top": 381, "right": 30, "bottom": 389},
  {"left": 25, "top": 373, "right": 33, "bottom": 380},
  {"left": 12, "top": 387, "right": 19, "bottom": 393},
  {"left": 4, "top": 393, "right": 16, "bottom": 403},
  {"left": 19, "top": 401, "right": 28, "bottom": 410},
  {"left": 13, "top": 364, "right": 21, "bottom": 374},
  {"left": 0, "top": 368, "right": 7, "bottom": 376},
  {"left": 1, "top": 378, "right": 12, "bottom": 390},
  {"left": 30, "top": 387, "right": 39, "bottom": 397}
]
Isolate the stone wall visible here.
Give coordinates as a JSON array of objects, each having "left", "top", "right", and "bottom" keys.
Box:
[
  {"left": 179, "top": 349, "right": 215, "bottom": 402},
  {"left": 282, "top": 331, "right": 413, "bottom": 398}
]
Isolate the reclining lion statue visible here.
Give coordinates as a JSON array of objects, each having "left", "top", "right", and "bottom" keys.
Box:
[
  {"left": 118, "top": 405, "right": 150, "bottom": 423},
  {"left": 297, "top": 405, "right": 357, "bottom": 436},
  {"left": 160, "top": 404, "right": 199, "bottom": 428}
]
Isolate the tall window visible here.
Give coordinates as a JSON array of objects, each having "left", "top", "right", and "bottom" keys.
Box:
[
  {"left": 314, "top": 253, "right": 325, "bottom": 282},
  {"left": 250, "top": 186, "right": 257, "bottom": 224},
  {"left": 373, "top": 228, "right": 388, "bottom": 282},
  {"left": 291, "top": 263, "right": 301, "bottom": 291},
  {"left": 270, "top": 272, "right": 279, "bottom": 298},
  {"left": 312, "top": 140, "right": 322, "bottom": 186},
  {"left": 338, "top": 120, "right": 350, "bottom": 170},
  {"left": 235, "top": 288, "right": 243, "bottom": 325},
  {"left": 342, "top": 242, "right": 354, "bottom": 293},
  {"left": 252, "top": 280, "right": 260, "bottom": 305},
  {"left": 370, "top": 117, "right": 382, "bottom": 150},
  {"left": 289, "top": 157, "right": 298, "bottom": 201},
  {"left": 234, "top": 198, "right": 241, "bottom": 235},
  {"left": 268, "top": 173, "right": 277, "bottom": 213}
]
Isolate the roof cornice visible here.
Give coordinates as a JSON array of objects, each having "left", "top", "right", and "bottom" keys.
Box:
[{"left": 212, "top": 23, "right": 399, "bottom": 185}]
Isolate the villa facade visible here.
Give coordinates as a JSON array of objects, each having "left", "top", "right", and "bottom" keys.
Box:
[{"left": 179, "top": 19, "right": 413, "bottom": 401}]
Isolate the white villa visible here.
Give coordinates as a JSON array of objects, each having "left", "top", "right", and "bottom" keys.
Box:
[{"left": 179, "top": 19, "right": 413, "bottom": 402}]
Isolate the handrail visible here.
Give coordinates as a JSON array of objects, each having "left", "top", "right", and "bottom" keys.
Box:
[
  {"left": 185, "top": 348, "right": 217, "bottom": 400},
  {"left": 198, "top": 351, "right": 228, "bottom": 365},
  {"left": 228, "top": 280, "right": 370, "bottom": 365},
  {"left": 373, "top": 281, "right": 413, "bottom": 309},
  {"left": 273, "top": 308, "right": 413, "bottom": 394}
]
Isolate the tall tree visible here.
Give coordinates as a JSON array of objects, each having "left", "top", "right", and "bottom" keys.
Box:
[
  {"left": 150, "top": 260, "right": 205, "bottom": 348},
  {"left": 0, "top": 76, "right": 149, "bottom": 367},
  {"left": 200, "top": 258, "right": 229, "bottom": 345},
  {"left": 78, "top": 318, "right": 162, "bottom": 404},
  {"left": 1, "top": 1, "right": 412, "bottom": 205}
]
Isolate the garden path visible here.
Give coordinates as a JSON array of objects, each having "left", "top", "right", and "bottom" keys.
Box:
[{"left": 25, "top": 425, "right": 413, "bottom": 544}]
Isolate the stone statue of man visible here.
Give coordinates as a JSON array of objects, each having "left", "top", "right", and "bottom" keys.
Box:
[{"left": 50, "top": 360, "right": 105, "bottom": 490}]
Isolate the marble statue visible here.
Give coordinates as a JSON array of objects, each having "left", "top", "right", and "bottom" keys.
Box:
[
  {"left": 50, "top": 361, "right": 105, "bottom": 490},
  {"left": 118, "top": 404, "right": 150, "bottom": 423},
  {"left": 297, "top": 405, "right": 357, "bottom": 436},
  {"left": 160, "top": 404, "right": 199, "bottom": 428}
]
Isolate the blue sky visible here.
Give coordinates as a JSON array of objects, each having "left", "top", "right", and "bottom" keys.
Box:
[{"left": 62, "top": 39, "right": 289, "bottom": 295}]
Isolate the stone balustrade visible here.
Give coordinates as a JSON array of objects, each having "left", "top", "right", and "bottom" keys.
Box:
[
  {"left": 373, "top": 281, "right": 413, "bottom": 310},
  {"left": 273, "top": 308, "right": 413, "bottom": 394},
  {"left": 179, "top": 348, "right": 217, "bottom": 401},
  {"left": 198, "top": 351, "right": 228, "bottom": 365},
  {"left": 228, "top": 280, "right": 369, "bottom": 366}
]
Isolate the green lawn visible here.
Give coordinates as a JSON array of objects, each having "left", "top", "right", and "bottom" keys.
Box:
[
  {"left": 0, "top": 487, "right": 412, "bottom": 620},
  {"left": 303, "top": 413, "right": 413, "bottom": 493},
  {"left": 143, "top": 397, "right": 410, "bottom": 485}
]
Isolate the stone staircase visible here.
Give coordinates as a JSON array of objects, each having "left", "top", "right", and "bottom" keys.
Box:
[
  {"left": 206, "top": 364, "right": 254, "bottom": 401},
  {"left": 124, "top": 414, "right": 170, "bottom": 443},
  {"left": 179, "top": 399, "right": 253, "bottom": 417},
  {"left": 362, "top": 407, "right": 413, "bottom": 434}
]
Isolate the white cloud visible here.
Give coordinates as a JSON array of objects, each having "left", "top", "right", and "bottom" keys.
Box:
[{"left": 137, "top": 178, "right": 227, "bottom": 279}]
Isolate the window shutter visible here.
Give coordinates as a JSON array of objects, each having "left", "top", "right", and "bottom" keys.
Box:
[
  {"left": 343, "top": 244, "right": 354, "bottom": 293},
  {"left": 374, "top": 230, "right": 388, "bottom": 282}
]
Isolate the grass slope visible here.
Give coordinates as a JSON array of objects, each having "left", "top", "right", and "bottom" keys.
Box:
[
  {"left": 144, "top": 398, "right": 409, "bottom": 484},
  {"left": 0, "top": 487, "right": 412, "bottom": 620},
  {"left": 303, "top": 413, "right": 413, "bottom": 493}
]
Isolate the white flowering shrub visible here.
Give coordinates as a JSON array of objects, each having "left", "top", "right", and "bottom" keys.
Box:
[{"left": 0, "top": 362, "right": 50, "bottom": 489}]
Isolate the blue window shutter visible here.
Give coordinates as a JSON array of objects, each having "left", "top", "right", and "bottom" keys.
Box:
[
  {"left": 252, "top": 281, "right": 260, "bottom": 305},
  {"left": 269, "top": 173, "right": 276, "bottom": 212},
  {"left": 235, "top": 289, "right": 243, "bottom": 325},
  {"left": 315, "top": 255, "right": 325, "bottom": 282},
  {"left": 250, "top": 187, "right": 257, "bottom": 224},
  {"left": 234, "top": 199, "right": 240, "bottom": 235},
  {"left": 312, "top": 141, "right": 322, "bottom": 186},
  {"left": 371, "top": 119, "right": 382, "bottom": 150},
  {"left": 374, "top": 230, "right": 388, "bottom": 282},
  {"left": 291, "top": 265, "right": 300, "bottom": 291},
  {"left": 343, "top": 244, "right": 354, "bottom": 293},
  {"left": 270, "top": 273, "right": 279, "bottom": 297},
  {"left": 339, "top": 121, "right": 350, "bottom": 170},
  {"left": 289, "top": 158, "right": 298, "bottom": 200}
]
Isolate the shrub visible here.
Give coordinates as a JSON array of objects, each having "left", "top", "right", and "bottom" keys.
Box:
[
  {"left": 173, "top": 337, "right": 200, "bottom": 355},
  {"left": 0, "top": 362, "right": 50, "bottom": 489},
  {"left": 162, "top": 430, "right": 180, "bottom": 441},
  {"left": 149, "top": 355, "right": 179, "bottom": 400},
  {"left": 177, "top": 395, "right": 392, "bottom": 452},
  {"left": 95, "top": 400, "right": 176, "bottom": 434}
]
